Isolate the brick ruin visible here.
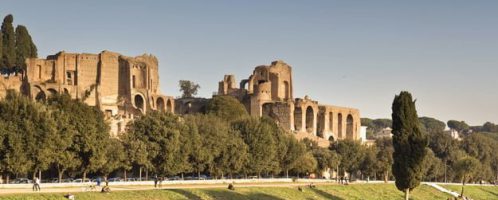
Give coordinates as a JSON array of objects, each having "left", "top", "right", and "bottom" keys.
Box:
[{"left": 0, "top": 50, "right": 174, "bottom": 136}]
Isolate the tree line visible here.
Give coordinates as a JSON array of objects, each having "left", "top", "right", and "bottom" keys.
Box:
[
  {"left": 0, "top": 90, "right": 496, "bottom": 189},
  {"left": 0, "top": 14, "right": 37, "bottom": 74}
]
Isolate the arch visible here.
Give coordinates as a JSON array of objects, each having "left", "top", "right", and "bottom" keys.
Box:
[
  {"left": 305, "top": 106, "right": 314, "bottom": 134},
  {"left": 166, "top": 99, "right": 173, "bottom": 113},
  {"left": 329, "top": 112, "right": 333, "bottom": 131},
  {"left": 63, "top": 88, "right": 69, "bottom": 95},
  {"left": 47, "top": 88, "right": 57, "bottom": 96},
  {"left": 283, "top": 81, "right": 290, "bottom": 100},
  {"left": 338, "top": 113, "right": 343, "bottom": 139},
  {"left": 294, "top": 107, "right": 302, "bottom": 131},
  {"left": 317, "top": 111, "right": 324, "bottom": 138},
  {"left": 156, "top": 97, "right": 165, "bottom": 112},
  {"left": 37, "top": 65, "right": 42, "bottom": 79},
  {"left": 134, "top": 94, "right": 145, "bottom": 113},
  {"left": 34, "top": 86, "right": 46, "bottom": 101},
  {"left": 328, "top": 136, "right": 335, "bottom": 142},
  {"left": 346, "top": 114, "right": 354, "bottom": 139}
]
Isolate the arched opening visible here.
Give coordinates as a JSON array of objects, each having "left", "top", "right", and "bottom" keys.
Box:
[
  {"left": 283, "top": 81, "right": 290, "bottom": 100},
  {"left": 47, "top": 88, "right": 57, "bottom": 97},
  {"left": 294, "top": 107, "right": 302, "bottom": 131},
  {"left": 305, "top": 106, "right": 314, "bottom": 134},
  {"left": 63, "top": 88, "right": 69, "bottom": 95},
  {"left": 134, "top": 94, "right": 145, "bottom": 113},
  {"left": 35, "top": 90, "right": 46, "bottom": 101},
  {"left": 166, "top": 99, "right": 173, "bottom": 113},
  {"left": 156, "top": 97, "right": 165, "bottom": 112},
  {"left": 262, "top": 103, "right": 274, "bottom": 119},
  {"left": 338, "top": 113, "right": 343, "bottom": 139},
  {"left": 329, "top": 112, "right": 333, "bottom": 131},
  {"left": 328, "top": 136, "right": 335, "bottom": 142},
  {"left": 346, "top": 114, "right": 354, "bottom": 139}
]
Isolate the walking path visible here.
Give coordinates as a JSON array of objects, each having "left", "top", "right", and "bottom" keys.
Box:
[{"left": 424, "top": 182, "right": 459, "bottom": 198}]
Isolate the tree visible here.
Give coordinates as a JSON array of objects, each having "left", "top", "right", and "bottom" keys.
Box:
[
  {"left": 99, "top": 138, "right": 127, "bottom": 179},
  {"left": 232, "top": 117, "right": 277, "bottom": 177},
  {"left": 292, "top": 152, "right": 317, "bottom": 177},
  {"left": 0, "top": 90, "right": 59, "bottom": 182},
  {"left": 15, "top": 25, "right": 37, "bottom": 71},
  {"left": 453, "top": 156, "right": 480, "bottom": 197},
  {"left": 280, "top": 135, "right": 307, "bottom": 178},
  {"left": 360, "top": 145, "right": 378, "bottom": 180},
  {"left": 179, "top": 80, "right": 200, "bottom": 98},
  {"left": 482, "top": 122, "right": 498, "bottom": 133},
  {"left": 428, "top": 131, "right": 459, "bottom": 182},
  {"left": 1, "top": 15, "right": 16, "bottom": 73},
  {"left": 421, "top": 149, "right": 444, "bottom": 182},
  {"left": 330, "top": 139, "right": 365, "bottom": 179},
  {"left": 447, "top": 120, "right": 469, "bottom": 133},
  {"left": 391, "top": 91, "right": 428, "bottom": 200},
  {"left": 376, "top": 137, "right": 394, "bottom": 182},
  {"left": 418, "top": 117, "right": 446, "bottom": 134},
  {"left": 205, "top": 95, "right": 249, "bottom": 122},
  {"left": 125, "top": 111, "right": 182, "bottom": 177},
  {"left": 213, "top": 130, "right": 248, "bottom": 178}
]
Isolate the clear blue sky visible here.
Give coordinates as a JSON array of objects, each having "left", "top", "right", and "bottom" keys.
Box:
[{"left": 2, "top": 0, "right": 497, "bottom": 125}]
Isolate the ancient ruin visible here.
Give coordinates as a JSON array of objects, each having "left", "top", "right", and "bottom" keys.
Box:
[
  {"left": 180, "top": 60, "right": 362, "bottom": 146},
  {"left": 0, "top": 50, "right": 174, "bottom": 136}
]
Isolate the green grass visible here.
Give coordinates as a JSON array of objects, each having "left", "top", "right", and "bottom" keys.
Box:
[
  {"left": 443, "top": 185, "right": 498, "bottom": 200},
  {"left": 0, "top": 184, "right": 452, "bottom": 200}
]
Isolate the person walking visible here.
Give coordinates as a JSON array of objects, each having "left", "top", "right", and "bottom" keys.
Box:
[
  {"left": 154, "top": 175, "right": 158, "bottom": 188},
  {"left": 33, "top": 177, "right": 41, "bottom": 191}
]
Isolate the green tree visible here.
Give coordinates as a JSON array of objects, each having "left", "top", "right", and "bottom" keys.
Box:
[
  {"left": 447, "top": 120, "right": 469, "bottom": 133},
  {"left": 1, "top": 15, "right": 16, "bottom": 72},
  {"left": 421, "top": 149, "right": 445, "bottom": 182},
  {"left": 280, "top": 135, "right": 307, "bottom": 178},
  {"left": 418, "top": 117, "right": 446, "bottom": 134},
  {"left": 100, "top": 138, "right": 127, "bottom": 180},
  {"left": 213, "top": 130, "right": 248, "bottom": 178},
  {"left": 292, "top": 152, "right": 317, "bottom": 177},
  {"left": 232, "top": 117, "right": 277, "bottom": 177},
  {"left": 125, "top": 111, "right": 182, "bottom": 177},
  {"left": 428, "top": 131, "right": 459, "bottom": 182},
  {"left": 375, "top": 137, "right": 394, "bottom": 182},
  {"left": 205, "top": 95, "right": 249, "bottom": 122},
  {"left": 0, "top": 90, "right": 56, "bottom": 181},
  {"left": 360, "top": 145, "right": 378, "bottom": 180},
  {"left": 15, "top": 25, "right": 37, "bottom": 70},
  {"left": 330, "top": 139, "right": 365, "bottom": 179},
  {"left": 179, "top": 80, "right": 200, "bottom": 98},
  {"left": 391, "top": 91, "right": 428, "bottom": 200},
  {"left": 453, "top": 156, "right": 481, "bottom": 197}
]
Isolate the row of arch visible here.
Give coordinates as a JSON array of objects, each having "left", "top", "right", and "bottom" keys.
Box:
[
  {"left": 293, "top": 106, "right": 355, "bottom": 140},
  {"left": 134, "top": 94, "right": 173, "bottom": 113}
]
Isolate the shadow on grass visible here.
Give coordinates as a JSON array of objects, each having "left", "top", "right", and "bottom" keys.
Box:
[
  {"left": 203, "top": 189, "right": 248, "bottom": 200},
  {"left": 479, "top": 187, "right": 498, "bottom": 197},
  {"left": 310, "top": 188, "right": 344, "bottom": 200},
  {"left": 167, "top": 189, "right": 202, "bottom": 200},
  {"left": 246, "top": 192, "right": 285, "bottom": 200}
]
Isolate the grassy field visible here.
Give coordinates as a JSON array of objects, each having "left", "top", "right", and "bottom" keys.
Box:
[
  {"left": 443, "top": 185, "right": 498, "bottom": 200},
  {"left": 0, "top": 183, "right": 451, "bottom": 200}
]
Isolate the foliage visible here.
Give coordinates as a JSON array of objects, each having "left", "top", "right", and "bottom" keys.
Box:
[
  {"left": 418, "top": 117, "right": 446, "bottom": 134},
  {"left": 1, "top": 14, "right": 16, "bottom": 72},
  {"left": 375, "top": 137, "right": 394, "bottom": 182},
  {"left": 205, "top": 95, "right": 249, "bottom": 122},
  {"left": 391, "top": 91, "right": 428, "bottom": 198},
  {"left": 447, "top": 120, "right": 469, "bottom": 133},
  {"left": 15, "top": 25, "right": 37, "bottom": 70},
  {"left": 330, "top": 139, "right": 365, "bottom": 177},
  {"left": 179, "top": 80, "right": 200, "bottom": 98}
]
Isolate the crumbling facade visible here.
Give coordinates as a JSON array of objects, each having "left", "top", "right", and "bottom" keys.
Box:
[
  {"left": 218, "top": 60, "right": 361, "bottom": 146},
  {"left": 0, "top": 50, "right": 174, "bottom": 136}
]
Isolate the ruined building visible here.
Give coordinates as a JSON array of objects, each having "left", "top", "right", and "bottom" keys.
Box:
[
  {"left": 0, "top": 51, "right": 174, "bottom": 136},
  {"left": 217, "top": 60, "right": 361, "bottom": 146}
]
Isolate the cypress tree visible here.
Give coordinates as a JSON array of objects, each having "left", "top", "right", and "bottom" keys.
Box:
[
  {"left": 15, "top": 25, "right": 37, "bottom": 71},
  {"left": 1, "top": 14, "right": 16, "bottom": 73},
  {"left": 391, "top": 91, "right": 428, "bottom": 200},
  {"left": 0, "top": 30, "right": 3, "bottom": 73}
]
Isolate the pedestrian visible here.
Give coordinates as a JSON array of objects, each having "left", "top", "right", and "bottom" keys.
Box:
[
  {"left": 154, "top": 175, "right": 158, "bottom": 188},
  {"left": 33, "top": 177, "right": 41, "bottom": 191},
  {"left": 96, "top": 177, "right": 101, "bottom": 186}
]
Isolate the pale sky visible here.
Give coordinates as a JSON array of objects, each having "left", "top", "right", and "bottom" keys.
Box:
[{"left": 2, "top": 0, "right": 497, "bottom": 125}]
